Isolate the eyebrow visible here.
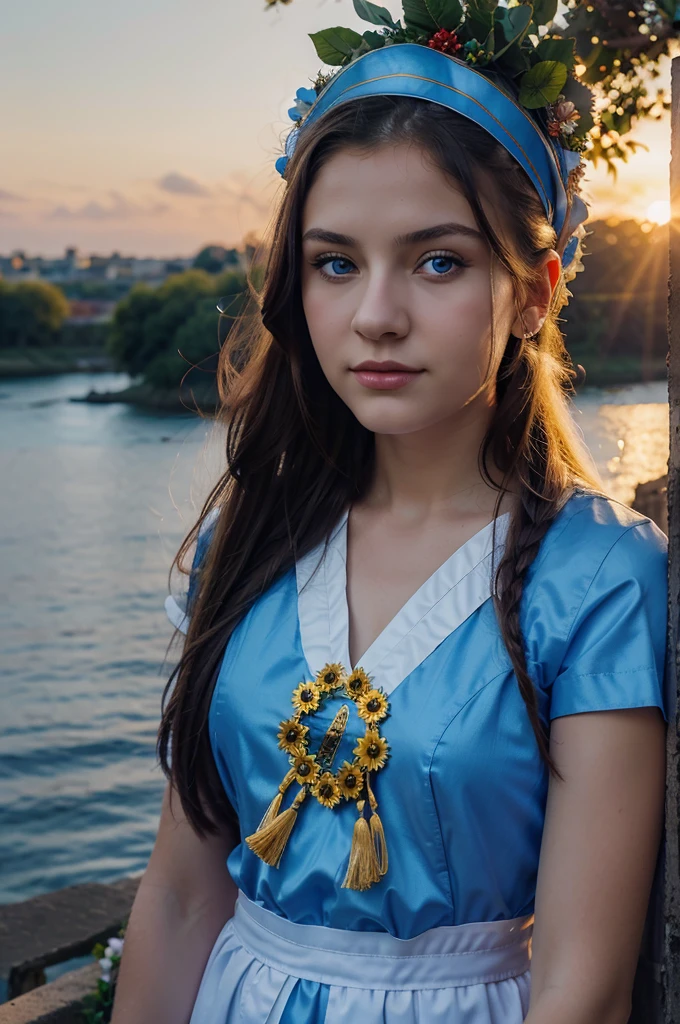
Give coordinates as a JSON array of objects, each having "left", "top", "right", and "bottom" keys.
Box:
[{"left": 301, "top": 222, "right": 484, "bottom": 247}]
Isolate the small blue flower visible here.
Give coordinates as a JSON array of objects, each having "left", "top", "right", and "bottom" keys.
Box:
[
  {"left": 275, "top": 155, "right": 289, "bottom": 177},
  {"left": 297, "top": 86, "right": 317, "bottom": 105},
  {"left": 287, "top": 86, "right": 317, "bottom": 122}
]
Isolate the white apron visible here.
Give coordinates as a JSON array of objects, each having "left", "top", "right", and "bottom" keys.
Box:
[{"left": 189, "top": 891, "right": 533, "bottom": 1023}]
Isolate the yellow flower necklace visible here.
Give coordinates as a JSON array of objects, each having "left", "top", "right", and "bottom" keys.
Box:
[{"left": 245, "top": 663, "right": 390, "bottom": 890}]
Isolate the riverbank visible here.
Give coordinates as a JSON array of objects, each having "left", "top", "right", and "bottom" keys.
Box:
[
  {"left": 71, "top": 353, "right": 667, "bottom": 412},
  {"left": 0, "top": 348, "right": 115, "bottom": 379},
  {"left": 71, "top": 378, "right": 218, "bottom": 413}
]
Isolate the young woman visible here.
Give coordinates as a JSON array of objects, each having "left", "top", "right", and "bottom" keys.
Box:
[{"left": 112, "top": 28, "right": 668, "bottom": 1024}]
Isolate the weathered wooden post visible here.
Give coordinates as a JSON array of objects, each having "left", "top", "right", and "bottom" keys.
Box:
[{"left": 664, "top": 52, "right": 680, "bottom": 1024}]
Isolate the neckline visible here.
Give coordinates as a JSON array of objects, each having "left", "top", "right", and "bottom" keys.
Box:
[{"left": 295, "top": 509, "right": 511, "bottom": 696}]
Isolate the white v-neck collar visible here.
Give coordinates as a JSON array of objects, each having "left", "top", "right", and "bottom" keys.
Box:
[{"left": 295, "top": 510, "right": 510, "bottom": 696}]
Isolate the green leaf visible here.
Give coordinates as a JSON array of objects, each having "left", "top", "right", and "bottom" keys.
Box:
[
  {"left": 481, "top": 25, "right": 495, "bottom": 57},
  {"left": 536, "top": 35, "right": 575, "bottom": 72},
  {"left": 518, "top": 59, "right": 568, "bottom": 108},
  {"left": 493, "top": 4, "right": 533, "bottom": 60},
  {"left": 424, "top": 0, "right": 464, "bottom": 31},
  {"left": 468, "top": 0, "right": 498, "bottom": 12},
  {"left": 362, "top": 29, "right": 386, "bottom": 48},
  {"left": 352, "top": 0, "right": 396, "bottom": 28},
  {"left": 531, "top": 0, "right": 558, "bottom": 26},
  {"left": 498, "top": 41, "right": 532, "bottom": 75},
  {"left": 403, "top": 0, "right": 438, "bottom": 35},
  {"left": 309, "top": 26, "right": 364, "bottom": 65},
  {"left": 463, "top": 0, "right": 495, "bottom": 40},
  {"left": 349, "top": 37, "right": 372, "bottom": 59}
]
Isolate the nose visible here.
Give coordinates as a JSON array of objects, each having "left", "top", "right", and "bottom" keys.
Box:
[{"left": 350, "top": 269, "right": 410, "bottom": 343}]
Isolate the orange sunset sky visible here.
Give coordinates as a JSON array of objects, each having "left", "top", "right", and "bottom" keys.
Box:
[{"left": 2, "top": 0, "right": 676, "bottom": 258}]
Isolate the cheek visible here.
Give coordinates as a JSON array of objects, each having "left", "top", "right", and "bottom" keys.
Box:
[
  {"left": 418, "top": 290, "right": 495, "bottom": 379},
  {"left": 302, "top": 282, "right": 351, "bottom": 375}
]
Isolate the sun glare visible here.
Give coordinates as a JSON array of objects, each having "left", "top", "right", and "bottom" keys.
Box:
[{"left": 646, "top": 200, "right": 671, "bottom": 225}]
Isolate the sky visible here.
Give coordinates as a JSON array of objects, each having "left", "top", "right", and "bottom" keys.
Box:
[{"left": 1, "top": 0, "right": 675, "bottom": 258}]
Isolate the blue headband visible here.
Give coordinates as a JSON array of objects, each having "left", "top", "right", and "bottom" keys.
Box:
[{"left": 277, "top": 44, "right": 588, "bottom": 270}]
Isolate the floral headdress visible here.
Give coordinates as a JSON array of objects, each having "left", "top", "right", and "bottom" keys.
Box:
[{"left": 268, "top": 0, "right": 679, "bottom": 290}]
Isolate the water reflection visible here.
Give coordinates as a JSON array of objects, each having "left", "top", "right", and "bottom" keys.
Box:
[
  {"left": 572, "top": 381, "right": 668, "bottom": 505},
  {"left": 0, "top": 374, "right": 670, "bottom": 910}
]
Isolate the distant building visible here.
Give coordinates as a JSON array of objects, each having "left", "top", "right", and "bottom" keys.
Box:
[
  {"left": 66, "top": 299, "right": 117, "bottom": 324},
  {"left": 0, "top": 245, "right": 243, "bottom": 292}
]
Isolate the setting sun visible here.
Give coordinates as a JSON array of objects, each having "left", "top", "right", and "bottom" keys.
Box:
[{"left": 646, "top": 200, "right": 672, "bottom": 225}]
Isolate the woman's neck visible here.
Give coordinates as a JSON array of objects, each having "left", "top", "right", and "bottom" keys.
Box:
[{"left": 364, "top": 404, "right": 515, "bottom": 522}]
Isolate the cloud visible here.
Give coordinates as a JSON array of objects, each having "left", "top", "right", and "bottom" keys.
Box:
[
  {"left": 157, "top": 172, "right": 210, "bottom": 197},
  {"left": 28, "top": 180, "right": 89, "bottom": 194},
  {"left": 212, "top": 175, "right": 274, "bottom": 218},
  {"left": 0, "top": 189, "right": 25, "bottom": 202},
  {"left": 47, "top": 191, "right": 168, "bottom": 221}
]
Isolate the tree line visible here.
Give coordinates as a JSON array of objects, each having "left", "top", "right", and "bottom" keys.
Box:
[{"left": 0, "top": 219, "right": 670, "bottom": 390}]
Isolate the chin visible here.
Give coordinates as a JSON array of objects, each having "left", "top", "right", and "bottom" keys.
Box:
[{"left": 348, "top": 401, "right": 441, "bottom": 437}]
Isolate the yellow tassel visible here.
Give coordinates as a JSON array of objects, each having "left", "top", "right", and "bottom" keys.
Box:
[
  {"left": 245, "top": 786, "right": 306, "bottom": 867},
  {"left": 341, "top": 800, "right": 381, "bottom": 890},
  {"left": 258, "top": 791, "right": 283, "bottom": 830},
  {"left": 369, "top": 813, "right": 388, "bottom": 876},
  {"left": 366, "top": 772, "right": 388, "bottom": 876},
  {"left": 256, "top": 768, "right": 296, "bottom": 830}
]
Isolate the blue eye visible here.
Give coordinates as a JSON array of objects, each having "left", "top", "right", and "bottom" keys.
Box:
[
  {"left": 425, "top": 256, "right": 457, "bottom": 275},
  {"left": 322, "top": 257, "right": 354, "bottom": 276}
]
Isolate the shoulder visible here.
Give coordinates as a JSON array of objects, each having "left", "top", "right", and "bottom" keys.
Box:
[
  {"left": 164, "top": 507, "right": 221, "bottom": 634},
  {"left": 525, "top": 490, "right": 669, "bottom": 720},
  {"left": 531, "top": 487, "right": 667, "bottom": 590},
  {"left": 520, "top": 488, "right": 668, "bottom": 683},
  {"left": 193, "top": 507, "right": 220, "bottom": 565}
]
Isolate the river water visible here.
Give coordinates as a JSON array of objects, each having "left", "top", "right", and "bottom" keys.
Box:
[{"left": 0, "top": 374, "right": 670, "bottom": 910}]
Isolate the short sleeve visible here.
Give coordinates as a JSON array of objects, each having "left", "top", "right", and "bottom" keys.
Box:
[
  {"left": 164, "top": 509, "right": 218, "bottom": 634},
  {"left": 549, "top": 520, "right": 668, "bottom": 722}
]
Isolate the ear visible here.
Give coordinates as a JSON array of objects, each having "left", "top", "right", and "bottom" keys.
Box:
[{"left": 510, "top": 249, "right": 562, "bottom": 337}]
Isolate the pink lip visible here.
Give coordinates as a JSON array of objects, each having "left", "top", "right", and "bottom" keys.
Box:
[{"left": 351, "top": 360, "right": 423, "bottom": 391}]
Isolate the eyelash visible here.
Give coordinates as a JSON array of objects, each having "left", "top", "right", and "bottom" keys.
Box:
[{"left": 309, "top": 250, "right": 470, "bottom": 282}]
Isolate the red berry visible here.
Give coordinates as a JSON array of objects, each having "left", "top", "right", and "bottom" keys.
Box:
[{"left": 427, "top": 28, "right": 462, "bottom": 54}]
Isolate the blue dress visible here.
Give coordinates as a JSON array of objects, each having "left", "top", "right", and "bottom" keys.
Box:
[{"left": 164, "top": 487, "right": 668, "bottom": 1023}]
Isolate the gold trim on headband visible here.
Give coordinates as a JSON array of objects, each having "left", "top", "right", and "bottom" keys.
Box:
[
  {"left": 310, "top": 41, "right": 565, "bottom": 205},
  {"left": 329, "top": 71, "right": 551, "bottom": 217}
]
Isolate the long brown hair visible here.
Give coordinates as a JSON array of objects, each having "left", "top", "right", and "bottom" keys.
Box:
[{"left": 158, "top": 95, "right": 601, "bottom": 836}]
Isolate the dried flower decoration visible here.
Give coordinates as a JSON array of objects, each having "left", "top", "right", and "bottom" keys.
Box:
[
  {"left": 291, "top": 680, "right": 321, "bottom": 714},
  {"left": 345, "top": 667, "right": 371, "bottom": 698},
  {"left": 338, "top": 761, "right": 363, "bottom": 800},
  {"left": 246, "top": 661, "right": 391, "bottom": 890},
  {"left": 313, "top": 771, "right": 342, "bottom": 808},
  {"left": 316, "top": 662, "right": 346, "bottom": 692},
  {"left": 277, "top": 718, "right": 309, "bottom": 755},
  {"left": 292, "top": 752, "right": 320, "bottom": 785},
  {"left": 355, "top": 729, "right": 390, "bottom": 772},
  {"left": 357, "top": 688, "right": 389, "bottom": 726}
]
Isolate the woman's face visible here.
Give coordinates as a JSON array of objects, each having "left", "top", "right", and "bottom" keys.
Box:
[{"left": 300, "top": 142, "right": 523, "bottom": 437}]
